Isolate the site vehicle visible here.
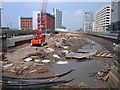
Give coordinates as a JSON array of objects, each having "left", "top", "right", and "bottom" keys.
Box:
[{"left": 31, "top": 0, "right": 47, "bottom": 46}]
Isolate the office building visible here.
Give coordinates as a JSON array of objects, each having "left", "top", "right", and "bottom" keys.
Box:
[
  {"left": 19, "top": 17, "right": 33, "bottom": 30},
  {"left": 32, "top": 11, "right": 55, "bottom": 33},
  {"left": 109, "top": 0, "right": 120, "bottom": 32},
  {"left": 95, "top": 5, "right": 111, "bottom": 32},
  {"left": 83, "top": 12, "right": 94, "bottom": 31},
  {"left": 53, "top": 8, "right": 62, "bottom": 29}
]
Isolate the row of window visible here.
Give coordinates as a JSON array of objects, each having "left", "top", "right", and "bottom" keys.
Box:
[
  {"left": 21, "top": 26, "right": 32, "bottom": 27},
  {"left": 21, "top": 24, "right": 32, "bottom": 25},
  {"left": 21, "top": 21, "right": 32, "bottom": 22}
]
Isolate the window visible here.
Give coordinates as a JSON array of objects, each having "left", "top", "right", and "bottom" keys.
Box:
[{"left": 106, "top": 17, "right": 109, "bottom": 19}]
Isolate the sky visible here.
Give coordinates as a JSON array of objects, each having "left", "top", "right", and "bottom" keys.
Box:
[{"left": 1, "top": 1, "right": 111, "bottom": 30}]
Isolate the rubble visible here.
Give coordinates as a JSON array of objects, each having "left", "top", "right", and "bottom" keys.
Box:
[
  {"left": 78, "top": 82, "right": 87, "bottom": 87},
  {"left": 96, "top": 68, "right": 110, "bottom": 82},
  {"left": 62, "top": 50, "right": 69, "bottom": 54},
  {"left": 44, "top": 48, "right": 54, "bottom": 52},
  {"left": 15, "top": 64, "right": 33, "bottom": 75},
  {"left": 66, "top": 53, "right": 91, "bottom": 59},
  {"left": 66, "top": 49, "right": 97, "bottom": 59},
  {"left": 30, "top": 70, "right": 37, "bottom": 73},
  {"left": 53, "top": 54, "right": 60, "bottom": 59},
  {"left": 42, "top": 60, "right": 50, "bottom": 63},
  {"left": 96, "top": 51, "right": 113, "bottom": 58},
  {"left": 3, "top": 63, "right": 14, "bottom": 68},
  {"left": 56, "top": 61, "right": 68, "bottom": 64},
  {"left": 37, "top": 67, "right": 49, "bottom": 73},
  {"left": 34, "top": 59, "right": 41, "bottom": 63},
  {"left": 24, "top": 58, "right": 33, "bottom": 62},
  {"left": 63, "top": 46, "right": 68, "bottom": 49}
]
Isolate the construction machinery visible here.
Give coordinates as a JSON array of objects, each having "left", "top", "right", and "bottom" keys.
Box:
[{"left": 31, "top": 0, "right": 48, "bottom": 46}]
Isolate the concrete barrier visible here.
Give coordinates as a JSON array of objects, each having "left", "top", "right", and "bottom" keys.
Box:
[{"left": 7, "top": 35, "right": 34, "bottom": 47}]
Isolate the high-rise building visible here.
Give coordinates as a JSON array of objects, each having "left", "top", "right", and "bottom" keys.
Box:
[
  {"left": 95, "top": 5, "right": 111, "bottom": 32},
  {"left": 32, "top": 11, "right": 55, "bottom": 34},
  {"left": 83, "top": 12, "right": 94, "bottom": 31},
  {"left": 53, "top": 8, "right": 62, "bottom": 29},
  {"left": 19, "top": 17, "right": 33, "bottom": 30},
  {"left": 109, "top": 0, "right": 120, "bottom": 32}
]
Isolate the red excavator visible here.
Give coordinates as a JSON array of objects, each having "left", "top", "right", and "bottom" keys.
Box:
[{"left": 31, "top": 0, "right": 47, "bottom": 46}]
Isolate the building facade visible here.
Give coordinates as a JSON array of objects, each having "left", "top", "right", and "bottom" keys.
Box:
[
  {"left": 83, "top": 12, "right": 94, "bottom": 31},
  {"left": 44, "top": 13, "right": 55, "bottom": 33},
  {"left": 53, "top": 8, "right": 62, "bottom": 29},
  {"left": 32, "top": 11, "right": 55, "bottom": 34},
  {"left": 95, "top": 5, "right": 111, "bottom": 32},
  {"left": 32, "top": 11, "right": 40, "bottom": 30},
  {"left": 19, "top": 17, "right": 33, "bottom": 30},
  {"left": 109, "top": 0, "right": 120, "bottom": 32}
]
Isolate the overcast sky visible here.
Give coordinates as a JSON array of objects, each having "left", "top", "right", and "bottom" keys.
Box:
[{"left": 1, "top": 1, "right": 111, "bottom": 30}]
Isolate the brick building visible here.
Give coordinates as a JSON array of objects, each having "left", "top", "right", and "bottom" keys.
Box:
[
  {"left": 44, "top": 13, "right": 55, "bottom": 33},
  {"left": 33, "top": 11, "right": 55, "bottom": 34},
  {"left": 19, "top": 17, "right": 33, "bottom": 30}
]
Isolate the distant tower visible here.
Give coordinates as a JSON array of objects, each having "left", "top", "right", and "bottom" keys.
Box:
[
  {"left": 83, "top": 12, "right": 94, "bottom": 31},
  {"left": 53, "top": 8, "right": 62, "bottom": 29}
]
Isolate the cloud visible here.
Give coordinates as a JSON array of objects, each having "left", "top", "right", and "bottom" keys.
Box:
[{"left": 75, "top": 10, "right": 82, "bottom": 16}]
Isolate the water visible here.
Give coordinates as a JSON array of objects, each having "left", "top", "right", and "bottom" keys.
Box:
[
  {"left": 51, "top": 38, "right": 106, "bottom": 86},
  {"left": 52, "top": 60, "right": 104, "bottom": 86}
]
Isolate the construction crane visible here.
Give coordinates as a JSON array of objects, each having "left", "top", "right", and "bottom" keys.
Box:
[{"left": 31, "top": 0, "right": 48, "bottom": 46}]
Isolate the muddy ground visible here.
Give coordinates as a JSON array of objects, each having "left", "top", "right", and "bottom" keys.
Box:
[{"left": 1, "top": 32, "right": 115, "bottom": 88}]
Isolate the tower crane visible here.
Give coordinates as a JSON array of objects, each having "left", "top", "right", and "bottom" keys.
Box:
[{"left": 31, "top": 0, "right": 48, "bottom": 46}]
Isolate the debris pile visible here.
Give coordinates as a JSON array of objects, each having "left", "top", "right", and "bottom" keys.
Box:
[
  {"left": 66, "top": 49, "right": 97, "bottom": 59},
  {"left": 96, "top": 51, "right": 113, "bottom": 58},
  {"left": 96, "top": 68, "right": 110, "bottom": 82}
]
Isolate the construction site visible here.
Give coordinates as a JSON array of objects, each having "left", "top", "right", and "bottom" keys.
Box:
[
  {"left": 0, "top": 0, "right": 120, "bottom": 89},
  {"left": 1, "top": 31, "right": 119, "bottom": 89}
]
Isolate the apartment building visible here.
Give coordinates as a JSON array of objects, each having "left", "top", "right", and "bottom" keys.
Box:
[{"left": 95, "top": 5, "right": 111, "bottom": 32}]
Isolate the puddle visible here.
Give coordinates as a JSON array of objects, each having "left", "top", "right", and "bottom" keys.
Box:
[
  {"left": 52, "top": 60, "right": 104, "bottom": 86},
  {"left": 51, "top": 38, "right": 107, "bottom": 86}
]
